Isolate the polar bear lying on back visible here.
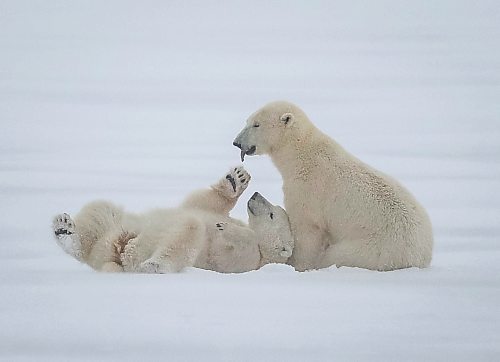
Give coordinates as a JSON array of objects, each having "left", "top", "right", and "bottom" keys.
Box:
[
  {"left": 234, "top": 101, "right": 433, "bottom": 272},
  {"left": 52, "top": 167, "right": 294, "bottom": 273}
]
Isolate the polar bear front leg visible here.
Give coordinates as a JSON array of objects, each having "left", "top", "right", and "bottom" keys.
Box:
[
  {"left": 213, "top": 166, "right": 251, "bottom": 200},
  {"left": 288, "top": 220, "right": 325, "bottom": 272},
  {"left": 181, "top": 166, "right": 251, "bottom": 215}
]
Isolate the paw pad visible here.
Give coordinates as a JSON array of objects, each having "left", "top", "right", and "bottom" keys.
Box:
[
  {"left": 224, "top": 166, "right": 251, "bottom": 197},
  {"left": 226, "top": 174, "right": 237, "bottom": 192},
  {"left": 52, "top": 213, "right": 75, "bottom": 238}
]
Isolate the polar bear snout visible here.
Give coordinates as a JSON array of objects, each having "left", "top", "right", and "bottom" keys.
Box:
[
  {"left": 247, "top": 192, "right": 273, "bottom": 216},
  {"left": 233, "top": 128, "right": 249, "bottom": 150},
  {"left": 233, "top": 129, "right": 257, "bottom": 162},
  {"left": 250, "top": 191, "right": 260, "bottom": 201}
]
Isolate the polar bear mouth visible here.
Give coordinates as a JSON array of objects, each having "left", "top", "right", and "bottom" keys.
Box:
[{"left": 240, "top": 146, "right": 256, "bottom": 162}]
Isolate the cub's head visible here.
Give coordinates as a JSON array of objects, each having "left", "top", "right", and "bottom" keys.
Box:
[
  {"left": 233, "top": 100, "right": 307, "bottom": 161},
  {"left": 247, "top": 192, "right": 294, "bottom": 264}
]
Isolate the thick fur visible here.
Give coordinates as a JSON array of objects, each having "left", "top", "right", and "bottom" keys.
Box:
[
  {"left": 234, "top": 101, "right": 434, "bottom": 271},
  {"left": 52, "top": 167, "right": 294, "bottom": 273}
]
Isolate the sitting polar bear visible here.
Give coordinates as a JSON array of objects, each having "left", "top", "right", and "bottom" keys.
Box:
[
  {"left": 52, "top": 167, "right": 294, "bottom": 273},
  {"left": 233, "top": 101, "right": 434, "bottom": 272}
]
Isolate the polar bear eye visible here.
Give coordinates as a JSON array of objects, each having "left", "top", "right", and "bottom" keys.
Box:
[
  {"left": 270, "top": 212, "right": 274, "bottom": 220},
  {"left": 254, "top": 123, "right": 260, "bottom": 128}
]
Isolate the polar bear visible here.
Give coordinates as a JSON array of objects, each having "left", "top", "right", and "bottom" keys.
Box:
[
  {"left": 52, "top": 167, "right": 294, "bottom": 273},
  {"left": 233, "top": 101, "right": 434, "bottom": 272}
]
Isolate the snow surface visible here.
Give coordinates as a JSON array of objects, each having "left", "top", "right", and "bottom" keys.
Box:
[{"left": 1, "top": 1, "right": 499, "bottom": 361}]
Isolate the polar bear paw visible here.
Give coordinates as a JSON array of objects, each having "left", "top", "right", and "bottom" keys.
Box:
[
  {"left": 217, "top": 166, "right": 251, "bottom": 199},
  {"left": 52, "top": 213, "right": 83, "bottom": 260},
  {"left": 53, "top": 213, "right": 75, "bottom": 238}
]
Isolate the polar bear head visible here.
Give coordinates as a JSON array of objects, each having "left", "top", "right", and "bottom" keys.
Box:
[
  {"left": 233, "top": 100, "right": 311, "bottom": 161},
  {"left": 247, "top": 192, "right": 294, "bottom": 264}
]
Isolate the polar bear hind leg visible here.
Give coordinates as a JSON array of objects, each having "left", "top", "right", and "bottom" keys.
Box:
[
  {"left": 72, "top": 201, "right": 124, "bottom": 244},
  {"left": 287, "top": 218, "right": 326, "bottom": 272},
  {"left": 53, "top": 202, "right": 128, "bottom": 272}
]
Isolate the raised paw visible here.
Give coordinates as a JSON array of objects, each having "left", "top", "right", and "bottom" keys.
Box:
[
  {"left": 52, "top": 213, "right": 83, "bottom": 260},
  {"left": 221, "top": 166, "right": 251, "bottom": 198},
  {"left": 53, "top": 213, "right": 75, "bottom": 238}
]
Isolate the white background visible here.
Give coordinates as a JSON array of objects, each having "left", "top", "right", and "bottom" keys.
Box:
[{"left": 1, "top": 1, "right": 499, "bottom": 361}]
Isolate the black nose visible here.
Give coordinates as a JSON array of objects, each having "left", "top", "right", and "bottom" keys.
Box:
[
  {"left": 250, "top": 192, "right": 260, "bottom": 200},
  {"left": 233, "top": 141, "right": 242, "bottom": 149}
]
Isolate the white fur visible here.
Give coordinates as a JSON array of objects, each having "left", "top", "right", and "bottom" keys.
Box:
[
  {"left": 52, "top": 167, "right": 294, "bottom": 273},
  {"left": 234, "top": 101, "right": 434, "bottom": 271}
]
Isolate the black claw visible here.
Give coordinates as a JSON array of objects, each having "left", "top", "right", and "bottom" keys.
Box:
[
  {"left": 241, "top": 178, "right": 246, "bottom": 183},
  {"left": 226, "top": 175, "right": 237, "bottom": 192}
]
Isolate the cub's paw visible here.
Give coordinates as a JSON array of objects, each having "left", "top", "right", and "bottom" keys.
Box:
[
  {"left": 52, "top": 213, "right": 82, "bottom": 260},
  {"left": 215, "top": 222, "right": 228, "bottom": 231},
  {"left": 217, "top": 166, "right": 251, "bottom": 199},
  {"left": 52, "top": 213, "right": 75, "bottom": 239}
]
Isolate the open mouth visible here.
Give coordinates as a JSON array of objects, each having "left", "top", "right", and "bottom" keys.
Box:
[{"left": 240, "top": 146, "right": 256, "bottom": 162}]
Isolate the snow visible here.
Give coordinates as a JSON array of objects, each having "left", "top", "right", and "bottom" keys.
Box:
[{"left": 1, "top": 0, "right": 499, "bottom": 360}]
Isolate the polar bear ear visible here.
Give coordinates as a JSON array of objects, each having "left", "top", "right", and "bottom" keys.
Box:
[{"left": 280, "top": 112, "right": 294, "bottom": 126}]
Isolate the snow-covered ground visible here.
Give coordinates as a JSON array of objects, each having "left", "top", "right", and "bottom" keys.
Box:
[{"left": 1, "top": 1, "right": 499, "bottom": 361}]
